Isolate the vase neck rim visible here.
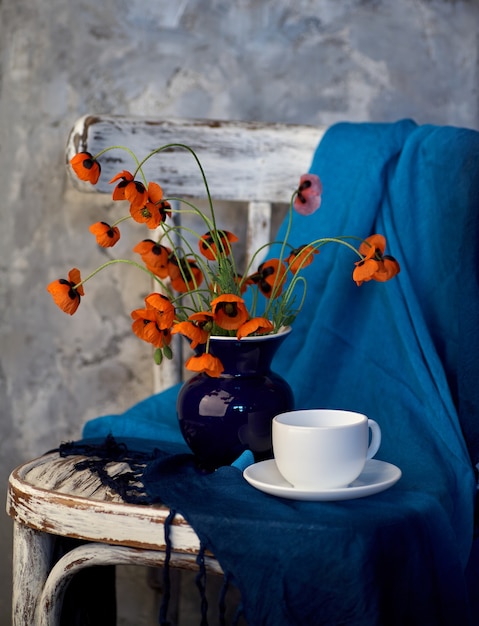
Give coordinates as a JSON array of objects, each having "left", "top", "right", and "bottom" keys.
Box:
[{"left": 209, "top": 326, "right": 292, "bottom": 342}]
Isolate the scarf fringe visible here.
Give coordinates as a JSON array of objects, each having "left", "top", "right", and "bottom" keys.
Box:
[{"left": 57, "top": 434, "right": 233, "bottom": 625}]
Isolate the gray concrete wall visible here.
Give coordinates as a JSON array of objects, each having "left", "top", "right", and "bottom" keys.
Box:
[{"left": 1, "top": 0, "right": 478, "bottom": 623}]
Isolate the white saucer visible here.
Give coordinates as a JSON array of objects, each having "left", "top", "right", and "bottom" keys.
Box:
[{"left": 243, "top": 459, "right": 401, "bottom": 501}]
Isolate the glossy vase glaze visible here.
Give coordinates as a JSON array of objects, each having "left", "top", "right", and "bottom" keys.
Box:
[{"left": 177, "top": 328, "right": 294, "bottom": 471}]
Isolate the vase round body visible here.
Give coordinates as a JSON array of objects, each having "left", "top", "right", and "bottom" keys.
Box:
[{"left": 176, "top": 328, "right": 294, "bottom": 471}]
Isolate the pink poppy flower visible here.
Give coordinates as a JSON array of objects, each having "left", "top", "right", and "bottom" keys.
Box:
[{"left": 293, "top": 174, "right": 322, "bottom": 215}]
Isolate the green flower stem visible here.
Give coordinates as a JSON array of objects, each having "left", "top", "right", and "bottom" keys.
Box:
[
  {"left": 111, "top": 214, "right": 133, "bottom": 228},
  {"left": 166, "top": 198, "right": 215, "bottom": 232},
  {"left": 73, "top": 258, "right": 176, "bottom": 300},
  {"left": 92, "top": 146, "right": 146, "bottom": 184},
  {"left": 260, "top": 192, "right": 297, "bottom": 306},
  {"left": 263, "top": 236, "right": 365, "bottom": 321},
  {"left": 160, "top": 217, "right": 241, "bottom": 299},
  {"left": 166, "top": 197, "right": 240, "bottom": 284},
  {"left": 157, "top": 223, "right": 211, "bottom": 312},
  {"left": 313, "top": 236, "right": 365, "bottom": 257},
  {"left": 239, "top": 204, "right": 296, "bottom": 279},
  {"left": 205, "top": 333, "right": 212, "bottom": 354},
  {"left": 133, "top": 144, "right": 217, "bottom": 228},
  {"left": 279, "top": 192, "right": 296, "bottom": 261},
  {"left": 274, "top": 275, "right": 307, "bottom": 326},
  {"left": 250, "top": 288, "right": 259, "bottom": 315}
]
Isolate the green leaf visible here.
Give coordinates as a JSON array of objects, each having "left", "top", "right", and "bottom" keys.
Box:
[
  {"left": 154, "top": 348, "right": 163, "bottom": 365},
  {"left": 282, "top": 314, "right": 297, "bottom": 327},
  {"left": 163, "top": 345, "right": 173, "bottom": 360}
]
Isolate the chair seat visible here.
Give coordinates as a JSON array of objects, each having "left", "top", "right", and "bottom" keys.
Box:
[
  {"left": 6, "top": 451, "right": 222, "bottom": 626},
  {"left": 7, "top": 451, "right": 207, "bottom": 552}
]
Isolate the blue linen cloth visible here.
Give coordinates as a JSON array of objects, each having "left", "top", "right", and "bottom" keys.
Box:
[{"left": 83, "top": 120, "right": 479, "bottom": 625}]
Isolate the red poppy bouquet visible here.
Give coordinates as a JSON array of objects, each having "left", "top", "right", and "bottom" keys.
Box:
[{"left": 47, "top": 144, "right": 400, "bottom": 378}]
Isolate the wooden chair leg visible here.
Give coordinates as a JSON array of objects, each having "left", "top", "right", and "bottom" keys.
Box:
[
  {"left": 11, "top": 514, "right": 223, "bottom": 625},
  {"left": 12, "top": 522, "right": 55, "bottom": 626},
  {"left": 34, "top": 541, "right": 215, "bottom": 625}
]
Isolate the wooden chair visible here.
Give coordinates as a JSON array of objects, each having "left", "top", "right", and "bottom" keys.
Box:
[{"left": 6, "top": 116, "right": 326, "bottom": 625}]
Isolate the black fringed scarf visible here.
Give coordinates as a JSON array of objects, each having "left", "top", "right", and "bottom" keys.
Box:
[{"left": 59, "top": 435, "right": 245, "bottom": 626}]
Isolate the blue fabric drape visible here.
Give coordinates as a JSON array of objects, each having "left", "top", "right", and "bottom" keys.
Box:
[{"left": 83, "top": 120, "right": 479, "bottom": 625}]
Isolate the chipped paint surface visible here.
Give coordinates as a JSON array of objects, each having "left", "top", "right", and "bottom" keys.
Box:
[
  {"left": 1, "top": 0, "right": 479, "bottom": 622},
  {"left": 8, "top": 452, "right": 223, "bottom": 623}
]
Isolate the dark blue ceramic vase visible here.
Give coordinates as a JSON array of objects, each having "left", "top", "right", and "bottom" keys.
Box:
[{"left": 176, "top": 328, "right": 294, "bottom": 471}]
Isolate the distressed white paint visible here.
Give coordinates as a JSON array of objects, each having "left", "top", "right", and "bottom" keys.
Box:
[
  {"left": 37, "top": 544, "right": 221, "bottom": 626},
  {"left": 66, "top": 115, "right": 324, "bottom": 202},
  {"left": 7, "top": 452, "right": 222, "bottom": 625},
  {"left": 246, "top": 202, "right": 273, "bottom": 267},
  {"left": 7, "top": 453, "right": 205, "bottom": 550}
]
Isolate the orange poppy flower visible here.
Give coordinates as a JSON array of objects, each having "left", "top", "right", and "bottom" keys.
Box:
[
  {"left": 144, "top": 293, "right": 176, "bottom": 329},
  {"left": 352, "top": 258, "right": 380, "bottom": 286},
  {"left": 359, "top": 234, "right": 386, "bottom": 260},
  {"left": 293, "top": 174, "right": 322, "bottom": 215},
  {"left": 353, "top": 234, "right": 401, "bottom": 287},
  {"left": 183, "top": 311, "right": 215, "bottom": 332},
  {"left": 372, "top": 256, "right": 401, "bottom": 283},
  {"left": 157, "top": 199, "right": 172, "bottom": 223},
  {"left": 199, "top": 230, "right": 238, "bottom": 261},
  {"left": 354, "top": 235, "right": 400, "bottom": 286},
  {"left": 286, "top": 245, "right": 319, "bottom": 274},
  {"left": 89, "top": 222, "right": 121, "bottom": 247},
  {"left": 168, "top": 257, "right": 204, "bottom": 293},
  {"left": 236, "top": 317, "right": 274, "bottom": 339},
  {"left": 131, "top": 308, "right": 172, "bottom": 349},
  {"left": 125, "top": 180, "right": 148, "bottom": 210},
  {"left": 133, "top": 240, "right": 171, "bottom": 278},
  {"left": 70, "top": 152, "right": 101, "bottom": 185},
  {"left": 110, "top": 170, "right": 148, "bottom": 209},
  {"left": 186, "top": 311, "right": 216, "bottom": 335},
  {"left": 211, "top": 294, "right": 249, "bottom": 330},
  {"left": 110, "top": 170, "right": 134, "bottom": 200},
  {"left": 185, "top": 353, "right": 224, "bottom": 378},
  {"left": 130, "top": 182, "right": 166, "bottom": 229},
  {"left": 171, "top": 321, "right": 209, "bottom": 349},
  {"left": 46, "top": 268, "right": 84, "bottom": 315},
  {"left": 188, "top": 311, "right": 215, "bottom": 326},
  {"left": 248, "top": 259, "right": 288, "bottom": 298}
]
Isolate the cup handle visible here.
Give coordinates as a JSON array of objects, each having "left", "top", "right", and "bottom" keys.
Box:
[{"left": 366, "top": 419, "right": 381, "bottom": 459}]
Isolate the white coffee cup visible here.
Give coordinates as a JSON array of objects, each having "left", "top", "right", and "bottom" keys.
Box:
[{"left": 272, "top": 409, "right": 381, "bottom": 490}]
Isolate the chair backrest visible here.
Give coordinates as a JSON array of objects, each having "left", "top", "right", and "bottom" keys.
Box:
[{"left": 66, "top": 115, "right": 326, "bottom": 391}]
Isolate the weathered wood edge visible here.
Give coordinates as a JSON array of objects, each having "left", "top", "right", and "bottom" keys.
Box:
[
  {"left": 7, "top": 453, "right": 203, "bottom": 553},
  {"left": 65, "top": 115, "right": 326, "bottom": 202}
]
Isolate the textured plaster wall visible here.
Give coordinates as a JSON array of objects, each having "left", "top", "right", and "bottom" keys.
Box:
[{"left": 0, "top": 0, "right": 478, "bottom": 623}]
